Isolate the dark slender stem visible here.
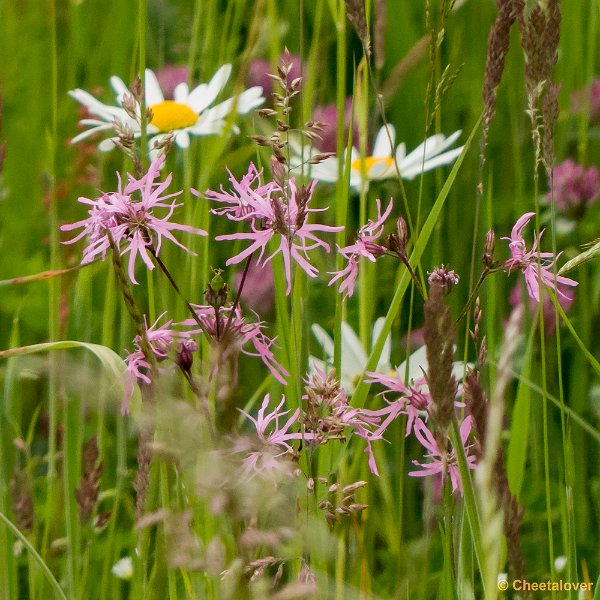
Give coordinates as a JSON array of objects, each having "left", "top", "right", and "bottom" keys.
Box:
[
  {"left": 385, "top": 250, "right": 425, "bottom": 299},
  {"left": 455, "top": 267, "right": 496, "bottom": 324},
  {"left": 148, "top": 247, "right": 210, "bottom": 338},
  {"left": 223, "top": 253, "right": 254, "bottom": 336}
]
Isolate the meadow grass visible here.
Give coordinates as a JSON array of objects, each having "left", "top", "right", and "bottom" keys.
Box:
[{"left": 0, "top": 0, "right": 599, "bottom": 598}]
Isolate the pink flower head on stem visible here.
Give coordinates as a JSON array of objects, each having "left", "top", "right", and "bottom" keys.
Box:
[
  {"left": 329, "top": 198, "right": 393, "bottom": 299},
  {"left": 408, "top": 416, "right": 476, "bottom": 495},
  {"left": 501, "top": 212, "right": 577, "bottom": 302},
  {"left": 199, "top": 163, "right": 276, "bottom": 222},
  {"left": 363, "top": 372, "right": 431, "bottom": 438},
  {"left": 61, "top": 154, "right": 207, "bottom": 284},
  {"left": 181, "top": 304, "right": 288, "bottom": 384},
  {"left": 209, "top": 168, "right": 343, "bottom": 295},
  {"left": 236, "top": 394, "right": 308, "bottom": 478},
  {"left": 124, "top": 313, "right": 196, "bottom": 414}
]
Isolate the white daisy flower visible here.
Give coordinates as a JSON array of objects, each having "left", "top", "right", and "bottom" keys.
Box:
[
  {"left": 111, "top": 556, "right": 133, "bottom": 580},
  {"left": 310, "top": 320, "right": 468, "bottom": 394},
  {"left": 292, "top": 125, "right": 463, "bottom": 191},
  {"left": 389, "top": 343, "right": 468, "bottom": 385},
  {"left": 69, "top": 65, "right": 264, "bottom": 153},
  {"left": 310, "top": 318, "right": 392, "bottom": 393}
]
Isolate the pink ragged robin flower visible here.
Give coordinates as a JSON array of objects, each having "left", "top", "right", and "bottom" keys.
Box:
[
  {"left": 209, "top": 170, "right": 343, "bottom": 295},
  {"left": 301, "top": 367, "right": 384, "bottom": 475},
  {"left": 408, "top": 416, "right": 476, "bottom": 495},
  {"left": 200, "top": 163, "right": 275, "bottom": 222},
  {"left": 181, "top": 304, "right": 288, "bottom": 384},
  {"left": 501, "top": 212, "right": 577, "bottom": 303},
  {"left": 61, "top": 154, "right": 207, "bottom": 284},
  {"left": 363, "top": 372, "right": 431, "bottom": 438},
  {"left": 124, "top": 313, "right": 196, "bottom": 414},
  {"left": 236, "top": 394, "right": 310, "bottom": 478},
  {"left": 329, "top": 198, "right": 393, "bottom": 298}
]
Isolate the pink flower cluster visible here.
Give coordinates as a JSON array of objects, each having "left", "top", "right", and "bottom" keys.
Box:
[
  {"left": 181, "top": 304, "right": 288, "bottom": 384},
  {"left": 235, "top": 394, "right": 306, "bottom": 478},
  {"left": 237, "top": 364, "right": 475, "bottom": 494},
  {"left": 202, "top": 164, "right": 343, "bottom": 294},
  {"left": 61, "top": 155, "right": 207, "bottom": 284},
  {"left": 124, "top": 313, "right": 196, "bottom": 414},
  {"left": 364, "top": 370, "right": 474, "bottom": 492}
]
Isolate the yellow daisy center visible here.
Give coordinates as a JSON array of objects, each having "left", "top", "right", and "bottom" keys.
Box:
[
  {"left": 351, "top": 156, "right": 394, "bottom": 174},
  {"left": 149, "top": 101, "right": 198, "bottom": 133}
]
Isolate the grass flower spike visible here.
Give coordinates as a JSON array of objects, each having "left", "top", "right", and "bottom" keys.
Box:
[
  {"left": 501, "top": 212, "right": 577, "bottom": 302},
  {"left": 293, "top": 125, "right": 463, "bottom": 191},
  {"left": 61, "top": 154, "right": 207, "bottom": 284},
  {"left": 69, "top": 66, "right": 264, "bottom": 152}
]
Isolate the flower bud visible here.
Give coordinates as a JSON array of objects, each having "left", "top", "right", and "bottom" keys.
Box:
[
  {"left": 483, "top": 229, "right": 496, "bottom": 268},
  {"left": 204, "top": 268, "right": 229, "bottom": 308},
  {"left": 389, "top": 217, "right": 408, "bottom": 255},
  {"left": 176, "top": 340, "right": 196, "bottom": 372}
]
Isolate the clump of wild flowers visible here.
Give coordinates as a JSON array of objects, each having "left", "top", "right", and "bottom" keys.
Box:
[
  {"left": 329, "top": 202, "right": 431, "bottom": 300},
  {"left": 459, "top": 213, "right": 578, "bottom": 324},
  {"left": 124, "top": 312, "right": 197, "bottom": 413},
  {"left": 183, "top": 302, "right": 288, "bottom": 385},
  {"left": 235, "top": 394, "right": 305, "bottom": 479},
  {"left": 61, "top": 154, "right": 207, "bottom": 284}
]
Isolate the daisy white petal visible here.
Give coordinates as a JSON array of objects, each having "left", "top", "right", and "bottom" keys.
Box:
[{"left": 69, "top": 65, "right": 264, "bottom": 153}]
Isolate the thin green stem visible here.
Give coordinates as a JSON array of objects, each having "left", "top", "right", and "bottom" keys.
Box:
[{"left": 0, "top": 511, "right": 69, "bottom": 600}]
